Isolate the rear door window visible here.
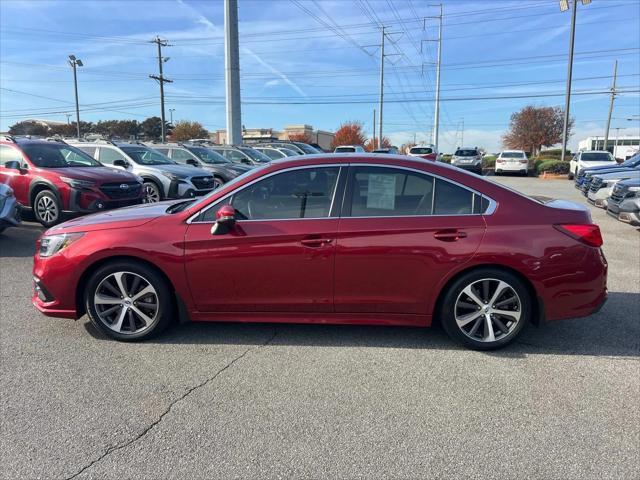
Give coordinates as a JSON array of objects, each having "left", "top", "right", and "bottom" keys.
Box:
[{"left": 98, "top": 147, "right": 127, "bottom": 165}]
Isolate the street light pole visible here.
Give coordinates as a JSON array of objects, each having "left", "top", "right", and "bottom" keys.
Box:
[
  {"left": 378, "top": 26, "right": 385, "bottom": 150},
  {"left": 433, "top": 4, "right": 443, "bottom": 153},
  {"left": 169, "top": 108, "right": 175, "bottom": 125},
  {"left": 224, "top": 0, "right": 242, "bottom": 145},
  {"left": 560, "top": 0, "right": 591, "bottom": 163},
  {"left": 68, "top": 55, "right": 83, "bottom": 140}
]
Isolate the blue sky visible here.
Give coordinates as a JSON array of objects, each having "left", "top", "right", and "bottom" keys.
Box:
[{"left": 1, "top": 0, "right": 639, "bottom": 152}]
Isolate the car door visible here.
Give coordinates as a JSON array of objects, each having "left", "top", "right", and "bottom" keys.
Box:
[
  {"left": 0, "top": 144, "right": 31, "bottom": 205},
  {"left": 184, "top": 165, "right": 344, "bottom": 313},
  {"left": 334, "top": 165, "right": 487, "bottom": 316}
]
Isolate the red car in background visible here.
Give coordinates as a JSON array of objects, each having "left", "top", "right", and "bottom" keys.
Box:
[
  {"left": 0, "top": 136, "right": 144, "bottom": 226},
  {"left": 32, "top": 154, "right": 607, "bottom": 350}
]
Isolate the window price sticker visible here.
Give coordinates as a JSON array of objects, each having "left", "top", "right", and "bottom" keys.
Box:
[{"left": 366, "top": 174, "right": 396, "bottom": 210}]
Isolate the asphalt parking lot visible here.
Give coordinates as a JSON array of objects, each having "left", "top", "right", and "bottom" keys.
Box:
[{"left": 1, "top": 175, "right": 638, "bottom": 480}]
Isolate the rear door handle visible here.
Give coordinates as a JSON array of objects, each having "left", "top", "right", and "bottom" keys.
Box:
[
  {"left": 434, "top": 229, "right": 467, "bottom": 242},
  {"left": 300, "top": 238, "right": 333, "bottom": 247}
]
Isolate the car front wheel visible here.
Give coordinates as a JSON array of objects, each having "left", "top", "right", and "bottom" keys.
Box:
[
  {"left": 440, "top": 268, "right": 531, "bottom": 350},
  {"left": 143, "top": 181, "right": 162, "bottom": 203},
  {"left": 34, "top": 190, "right": 61, "bottom": 227},
  {"left": 85, "top": 261, "right": 173, "bottom": 341}
]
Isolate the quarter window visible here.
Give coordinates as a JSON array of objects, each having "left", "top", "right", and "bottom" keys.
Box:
[
  {"left": 228, "top": 167, "right": 340, "bottom": 220},
  {"left": 433, "top": 179, "right": 475, "bottom": 215}
]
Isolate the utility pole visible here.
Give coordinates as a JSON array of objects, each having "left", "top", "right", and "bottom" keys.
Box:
[
  {"left": 68, "top": 55, "right": 83, "bottom": 139},
  {"left": 378, "top": 26, "right": 385, "bottom": 150},
  {"left": 149, "top": 36, "right": 172, "bottom": 143},
  {"left": 224, "top": 0, "right": 242, "bottom": 145},
  {"left": 65, "top": 113, "right": 72, "bottom": 125},
  {"left": 603, "top": 60, "right": 618, "bottom": 153},
  {"left": 372, "top": 108, "right": 376, "bottom": 150},
  {"left": 560, "top": 0, "right": 591, "bottom": 163},
  {"left": 433, "top": 4, "right": 443, "bottom": 152}
]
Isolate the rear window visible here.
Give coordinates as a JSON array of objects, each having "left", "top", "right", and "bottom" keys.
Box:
[
  {"left": 335, "top": 147, "right": 356, "bottom": 153},
  {"left": 581, "top": 152, "right": 613, "bottom": 162},
  {"left": 410, "top": 147, "right": 433, "bottom": 155},
  {"left": 500, "top": 151, "right": 525, "bottom": 159},
  {"left": 455, "top": 149, "right": 478, "bottom": 157}
]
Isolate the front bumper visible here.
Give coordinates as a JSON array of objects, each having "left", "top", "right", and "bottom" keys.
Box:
[
  {"left": 167, "top": 180, "right": 214, "bottom": 199},
  {"left": 66, "top": 187, "right": 144, "bottom": 214},
  {"left": 586, "top": 189, "right": 610, "bottom": 208}
]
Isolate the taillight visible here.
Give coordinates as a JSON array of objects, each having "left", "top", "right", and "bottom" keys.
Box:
[{"left": 554, "top": 224, "right": 603, "bottom": 247}]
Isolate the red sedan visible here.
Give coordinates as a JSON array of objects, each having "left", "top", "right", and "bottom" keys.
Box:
[{"left": 32, "top": 155, "right": 607, "bottom": 350}]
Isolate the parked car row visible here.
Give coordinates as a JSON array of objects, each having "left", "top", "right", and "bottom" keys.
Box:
[
  {"left": 573, "top": 151, "right": 640, "bottom": 226},
  {"left": 0, "top": 136, "right": 325, "bottom": 228}
]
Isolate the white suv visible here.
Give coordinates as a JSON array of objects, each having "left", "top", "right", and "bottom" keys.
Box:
[{"left": 569, "top": 150, "right": 616, "bottom": 180}]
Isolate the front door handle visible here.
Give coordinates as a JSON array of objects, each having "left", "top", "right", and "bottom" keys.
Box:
[
  {"left": 300, "top": 238, "right": 333, "bottom": 247},
  {"left": 434, "top": 229, "right": 467, "bottom": 242}
]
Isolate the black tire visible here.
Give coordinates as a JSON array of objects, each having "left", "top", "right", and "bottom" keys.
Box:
[
  {"left": 33, "top": 190, "right": 62, "bottom": 227},
  {"left": 439, "top": 268, "right": 531, "bottom": 350},
  {"left": 84, "top": 260, "right": 173, "bottom": 341},
  {"left": 143, "top": 181, "right": 162, "bottom": 203}
]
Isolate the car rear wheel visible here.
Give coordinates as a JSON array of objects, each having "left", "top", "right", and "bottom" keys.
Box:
[
  {"left": 143, "top": 181, "right": 162, "bottom": 203},
  {"left": 34, "top": 190, "right": 61, "bottom": 227},
  {"left": 85, "top": 261, "right": 173, "bottom": 341},
  {"left": 440, "top": 268, "right": 531, "bottom": 350}
]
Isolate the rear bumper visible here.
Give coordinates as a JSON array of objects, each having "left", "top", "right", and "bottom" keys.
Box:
[
  {"left": 453, "top": 163, "right": 482, "bottom": 173},
  {"left": 0, "top": 196, "right": 21, "bottom": 227}
]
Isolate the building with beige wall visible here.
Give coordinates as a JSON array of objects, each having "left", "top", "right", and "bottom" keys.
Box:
[{"left": 213, "top": 124, "right": 334, "bottom": 151}]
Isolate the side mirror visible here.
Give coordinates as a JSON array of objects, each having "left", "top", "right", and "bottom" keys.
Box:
[
  {"left": 4, "top": 160, "right": 22, "bottom": 171},
  {"left": 186, "top": 159, "right": 198, "bottom": 166},
  {"left": 210, "top": 204, "right": 236, "bottom": 235},
  {"left": 242, "top": 159, "right": 252, "bottom": 165},
  {"left": 113, "top": 159, "right": 128, "bottom": 168}
]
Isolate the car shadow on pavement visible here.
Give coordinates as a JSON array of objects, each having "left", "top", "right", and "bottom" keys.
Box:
[
  {"left": 83, "top": 291, "right": 639, "bottom": 358},
  {"left": 0, "top": 223, "right": 43, "bottom": 258}
]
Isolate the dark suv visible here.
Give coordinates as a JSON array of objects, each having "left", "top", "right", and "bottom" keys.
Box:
[
  {"left": 0, "top": 137, "right": 144, "bottom": 227},
  {"left": 149, "top": 143, "right": 252, "bottom": 189}
]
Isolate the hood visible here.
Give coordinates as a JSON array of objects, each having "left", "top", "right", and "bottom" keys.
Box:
[
  {"left": 154, "top": 163, "right": 212, "bottom": 178},
  {"left": 227, "top": 163, "right": 253, "bottom": 173},
  {"left": 580, "top": 160, "right": 616, "bottom": 169},
  {"left": 583, "top": 163, "right": 625, "bottom": 173},
  {"left": 594, "top": 170, "right": 640, "bottom": 181},
  {"left": 617, "top": 177, "right": 640, "bottom": 188},
  {"left": 48, "top": 200, "right": 178, "bottom": 233},
  {"left": 48, "top": 167, "right": 138, "bottom": 183}
]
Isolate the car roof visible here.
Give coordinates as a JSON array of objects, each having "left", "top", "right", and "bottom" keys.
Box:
[{"left": 2, "top": 137, "right": 68, "bottom": 146}]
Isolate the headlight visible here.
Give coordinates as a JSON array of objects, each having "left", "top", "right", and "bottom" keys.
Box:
[
  {"left": 629, "top": 186, "right": 640, "bottom": 197},
  {"left": 39, "top": 233, "right": 84, "bottom": 257},
  {"left": 161, "top": 172, "right": 181, "bottom": 181},
  {"left": 60, "top": 177, "right": 95, "bottom": 189}
]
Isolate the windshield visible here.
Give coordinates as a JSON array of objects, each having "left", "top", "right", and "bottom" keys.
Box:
[
  {"left": 239, "top": 147, "right": 271, "bottom": 163},
  {"left": 294, "top": 142, "right": 320, "bottom": 154},
  {"left": 335, "top": 147, "right": 356, "bottom": 153},
  {"left": 410, "top": 147, "right": 433, "bottom": 155},
  {"left": 189, "top": 147, "right": 230, "bottom": 164},
  {"left": 581, "top": 152, "right": 613, "bottom": 162},
  {"left": 22, "top": 143, "right": 102, "bottom": 168},
  {"left": 501, "top": 151, "right": 525, "bottom": 159},
  {"left": 455, "top": 150, "right": 478, "bottom": 157},
  {"left": 621, "top": 153, "right": 640, "bottom": 167},
  {"left": 279, "top": 148, "right": 299, "bottom": 157},
  {"left": 121, "top": 146, "right": 173, "bottom": 165}
]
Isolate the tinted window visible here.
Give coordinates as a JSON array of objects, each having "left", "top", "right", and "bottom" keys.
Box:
[
  {"left": 410, "top": 147, "right": 434, "bottom": 155},
  {"left": 500, "top": 151, "right": 525, "bottom": 159},
  {"left": 348, "top": 167, "right": 434, "bottom": 217},
  {"left": 455, "top": 149, "right": 478, "bottom": 157},
  {"left": 581, "top": 152, "right": 613, "bottom": 162},
  {"left": 294, "top": 142, "right": 320, "bottom": 154},
  {"left": 189, "top": 147, "right": 229, "bottom": 164},
  {"left": 1, "top": 145, "right": 23, "bottom": 165},
  {"left": 223, "top": 149, "right": 250, "bottom": 163},
  {"left": 279, "top": 148, "right": 299, "bottom": 157},
  {"left": 433, "top": 179, "right": 474, "bottom": 215},
  {"left": 121, "top": 146, "right": 173, "bottom": 165},
  {"left": 98, "top": 147, "right": 126, "bottom": 165},
  {"left": 21, "top": 143, "right": 100, "bottom": 168},
  {"left": 231, "top": 167, "right": 339, "bottom": 220},
  {"left": 259, "top": 149, "right": 284, "bottom": 160},
  {"left": 335, "top": 147, "right": 356, "bottom": 153},
  {"left": 154, "top": 148, "right": 170, "bottom": 156},
  {"left": 239, "top": 147, "right": 271, "bottom": 163}
]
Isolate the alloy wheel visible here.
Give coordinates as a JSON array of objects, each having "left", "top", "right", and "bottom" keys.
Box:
[
  {"left": 94, "top": 271, "right": 159, "bottom": 334},
  {"left": 454, "top": 278, "right": 522, "bottom": 343},
  {"left": 36, "top": 195, "right": 59, "bottom": 224},
  {"left": 144, "top": 183, "right": 161, "bottom": 203}
]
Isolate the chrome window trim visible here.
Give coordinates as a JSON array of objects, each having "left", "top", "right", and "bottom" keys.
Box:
[
  {"left": 187, "top": 164, "right": 345, "bottom": 224},
  {"left": 186, "top": 162, "right": 497, "bottom": 224}
]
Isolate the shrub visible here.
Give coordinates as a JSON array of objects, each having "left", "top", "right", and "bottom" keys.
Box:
[
  {"left": 536, "top": 160, "right": 570, "bottom": 175},
  {"left": 538, "top": 148, "right": 571, "bottom": 159},
  {"left": 482, "top": 155, "right": 496, "bottom": 168},
  {"left": 533, "top": 157, "right": 557, "bottom": 172},
  {"left": 441, "top": 154, "right": 452, "bottom": 164}
]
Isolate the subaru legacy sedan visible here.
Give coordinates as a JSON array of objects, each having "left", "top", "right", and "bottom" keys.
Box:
[{"left": 32, "top": 155, "right": 607, "bottom": 350}]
